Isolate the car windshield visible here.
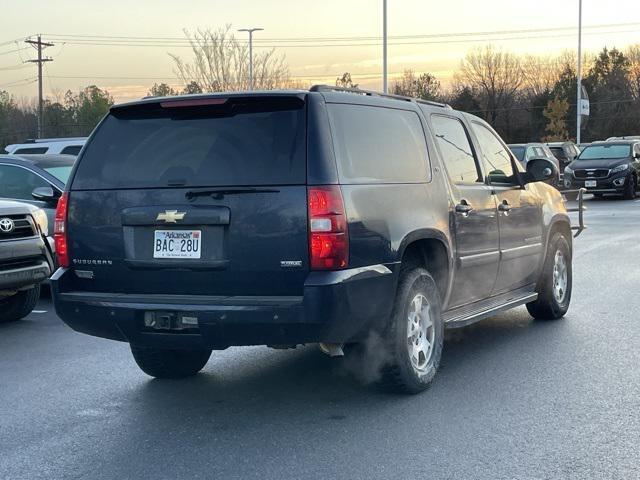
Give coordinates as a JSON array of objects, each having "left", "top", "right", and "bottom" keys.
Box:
[
  {"left": 509, "top": 146, "right": 525, "bottom": 161},
  {"left": 43, "top": 165, "right": 72, "bottom": 184},
  {"left": 578, "top": 144, "right": 631, "bottom": 160}
]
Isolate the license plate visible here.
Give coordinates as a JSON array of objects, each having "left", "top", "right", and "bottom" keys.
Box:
[
  {"left": 585, "top": 180, "right": 597, "bottom": 188},
  {"left": 153, "top": 230, "right": 201, "bottom": 259}
]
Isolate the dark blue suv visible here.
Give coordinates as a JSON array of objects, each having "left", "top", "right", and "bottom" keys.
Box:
[{"left": 52, "top": 87, "right": 575, "bottom": 393}]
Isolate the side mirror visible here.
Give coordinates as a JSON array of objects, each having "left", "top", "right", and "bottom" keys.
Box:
[
  {"left": 32, "top": 186, "right": 58, "bottom": 203},
  {"left": 524, "top": 157, "right": 558, "bottom": 184}
]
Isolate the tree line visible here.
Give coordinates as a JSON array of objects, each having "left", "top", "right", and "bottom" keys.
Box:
[{"left": 1, "top": 25, "right": 639, "bottom": 149}]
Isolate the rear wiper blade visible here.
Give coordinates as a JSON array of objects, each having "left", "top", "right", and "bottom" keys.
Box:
[{"left": 186, "top": 187, "right": 280, "bottom": 200}]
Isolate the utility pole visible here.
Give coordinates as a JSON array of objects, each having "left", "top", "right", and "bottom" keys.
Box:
[
  {"left": 238, "top": 28, "right": 263, "bottom": 90},
  {"left": 576, "top": 0, "right": 582, "bottom": 144},
  {"left": 383, "top": 0, "right": 388, "bottom": 93},
  {"left": 25, "top": 35, "right": 54, "bottom": 139}
]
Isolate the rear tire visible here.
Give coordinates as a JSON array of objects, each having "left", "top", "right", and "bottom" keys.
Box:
[
  {"left": 623, "top": 174, "right": 637, "bottom": 200},
  {"left": 526, "top": 233, "right": 572, "bottom": 320},
  {"left": 130, "top": 345, "right": 212, "bottom": 378},
  {"left": 0, "top": 285, "right": 40, "bottom": 323},
  {"left": 378, "top": 267, "right": 444, "bottom": 394}
]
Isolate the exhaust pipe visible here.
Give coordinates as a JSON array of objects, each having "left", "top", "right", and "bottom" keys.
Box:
[{"left": 319, "top": 343, "right": 344, "bottom": 357}]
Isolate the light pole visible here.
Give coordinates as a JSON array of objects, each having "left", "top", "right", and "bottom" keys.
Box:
[
  {"left": 576, "top": 0, "right": 582, "bottom": 144},
  {"left": 383, "top": 0, "right": 388, "bottom": 93},
  {"left": 238, "top": 27, "right": 264, "bottom": 90}
]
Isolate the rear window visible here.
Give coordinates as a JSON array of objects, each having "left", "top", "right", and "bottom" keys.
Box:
[
  {"left": 72, "top": 97, "right": 306, "bottom": 189},
  {"left": 327, "top": 104, "right": 429, "bottom": 184},
  {"left": 549, "top": 147, "right": 567, "bottom": 160}
]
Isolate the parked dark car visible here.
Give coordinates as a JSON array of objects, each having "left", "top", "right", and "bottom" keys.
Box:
[
  {"left": 0, "top": 200, "right": 53, "bottom": 322},
  {"left": 52, "top": 87, "right": 576, "bottom": 393},
  {"left": 508, "top": 143, "right": 561, "bottom": 186},
  {"left": 564, "top": 140, "right": 640, "bottom": 199},
  {"left": 546, "top": 141, "right": 581, "bottom": 172},
  {"left": 0, "top": 154, "right": 74, "bottom": 252}
]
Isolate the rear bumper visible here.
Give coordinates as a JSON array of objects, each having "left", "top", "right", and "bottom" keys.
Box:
[{"left": 51, "top": 264, "right": 398, "bottom": 349}]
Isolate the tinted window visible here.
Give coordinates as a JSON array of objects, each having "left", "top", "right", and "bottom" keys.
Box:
[
  {"left": 60, "top": 145, "right": 82, "bottom": 155},
  {"left": 328, "top": 104, "right": 429, "bottom": 183},
  {"left": 0, "top": 165, "right": 50, "bottom": 200},
  {"left": 472, "top": 122, "right": 517, "bottom": 184},
  {"left": 72, "top": 98, "right": 306, "bottom": 189},
  {"left": 14, "top": 147, "right": 48, "bottom": 154},
  {"left": 578, "top": 144, "right": 631, "bottom": 160},
  {"left": 431, "top": 115, "right": 480, "bottom": 184},
  {"left": 549, "top": 147, "right": 567, "bottom": 160},
  {"left": 509, "top": 146, "right": 525, "bottom": 162},
  {"left": 44, "top": 166, "right": 72, "bottom": 184}
]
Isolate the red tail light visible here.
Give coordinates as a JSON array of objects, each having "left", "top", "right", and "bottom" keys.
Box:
[
  {"left": 54, "top": 192, "right": 69, "bottom": 268},
  {"left": 308, "top": 186, "right": 349, "bottom": 270}
]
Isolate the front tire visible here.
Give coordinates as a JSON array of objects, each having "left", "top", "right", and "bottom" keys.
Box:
[
  {"left": 623, "top": 174, "right": 637, "bottom": 200},
  {"left": 130, "top": 345, "right": 212, "bottom": 378},
  {"left": 0, "top": 285, "right": 40, "bottom": 323},
  {"left": 527, "top": 233, "right": 572, "bottom": 320},
  {"left": 378, "top": 267, "right": 444, "bottom": 394}
]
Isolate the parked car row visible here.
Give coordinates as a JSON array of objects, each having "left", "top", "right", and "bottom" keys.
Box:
[{"left": 508, "top": 137, "right": 640, "bottom": 200}]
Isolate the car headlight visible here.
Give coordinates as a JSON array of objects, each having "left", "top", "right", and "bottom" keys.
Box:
[
  {"left": 31, "top": 208, "right": 48, "bottom": 236},
  {"left": 611, "top": 164, "right": 629, "bottom": 174},
  {"left": 564, "top": 166, "right": 573, "bottom": 176}
]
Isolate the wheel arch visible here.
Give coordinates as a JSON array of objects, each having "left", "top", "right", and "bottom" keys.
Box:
[
  {"left": 397, "top": 229, "right": 454, "bottom": 308},
  {"left": 543, "top": 215, "right": 572, "bottom": 263}
]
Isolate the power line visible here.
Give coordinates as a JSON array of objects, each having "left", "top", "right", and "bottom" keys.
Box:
[
  {"left": 41, "top": 21, "right": 640, "bottom": 44},
  {"left": 43, "top": 29, "right": 640, "bottom": 49},
  {"left": 0, "top": 77, "right": 37, "bottom": 88}
]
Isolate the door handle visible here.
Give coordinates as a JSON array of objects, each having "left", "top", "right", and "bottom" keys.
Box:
[
  {"left": 455, "top": 201, "right": 473, "bottom": 214},
  {"left": 498, "top": 201, "right": 511, "bottom": 212}
]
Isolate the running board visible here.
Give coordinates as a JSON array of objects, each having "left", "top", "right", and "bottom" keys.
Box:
[{"left": 443, "top": 288, "right": 538, "bottom": 329}]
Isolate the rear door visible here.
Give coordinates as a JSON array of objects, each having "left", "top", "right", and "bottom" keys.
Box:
[
  {"left": 67, "top": 95, "right": 310, "bottom": 296},
  {"left": 470, "top": 121, "right": 543, "bottom": 295},
  {"left": 430, "top": 114, "right": 499, "bottom": 308}
]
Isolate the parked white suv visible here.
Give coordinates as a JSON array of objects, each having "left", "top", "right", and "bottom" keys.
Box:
[{"left": 4, "top": 137, "right": 86, "bottom": 156}]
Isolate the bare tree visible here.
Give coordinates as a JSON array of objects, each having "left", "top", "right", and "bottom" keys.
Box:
[
  {"left": 457, "top": 46, "right": 523, "bottom": 123},
  {"left": 521, "top": 54, "right": 562, "bottom": 98},
  {"left": 392, "top": 70, "right": 440, "bottom": 100},
  {"left": 336, "top": 72, "right": 358, "bottom": 89},
  {"left": 170, "top": 25, "right": 291, "bottom": 92},
  {"left": 626, "top": 44, "right": 640, "bottom": 100}
]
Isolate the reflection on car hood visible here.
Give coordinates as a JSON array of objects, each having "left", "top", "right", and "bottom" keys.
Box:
[{"left": 569, "top": 158, "right": 630, "bottom": 169}]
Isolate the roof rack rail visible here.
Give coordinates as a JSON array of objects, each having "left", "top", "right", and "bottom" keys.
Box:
[{"left": 309, "top": 84, "right": 451, "bottom": 109}]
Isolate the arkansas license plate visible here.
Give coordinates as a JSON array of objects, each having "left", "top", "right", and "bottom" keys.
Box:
[
  {"left": 154, "top": 230, "right": 201, "bottom": 259},
  {"left": 585, "top": 180, "right": 597, "bottom": 188}
]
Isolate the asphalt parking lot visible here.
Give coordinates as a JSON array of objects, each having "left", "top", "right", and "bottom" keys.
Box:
[{"left": 1, "top": 196, "right": 639, "bottom": 480}]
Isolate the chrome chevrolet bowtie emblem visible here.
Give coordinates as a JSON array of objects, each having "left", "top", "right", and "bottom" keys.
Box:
[
  {"left": 0, "top": 217, "right": 15, "bottom": 233},
  {"left": 156, "top": 210, "right": 186, "bottom": 223}
]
